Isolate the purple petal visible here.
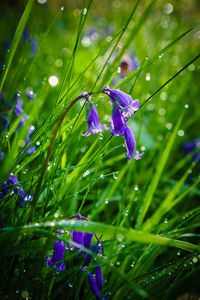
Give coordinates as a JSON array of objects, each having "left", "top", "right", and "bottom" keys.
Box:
[
  {"left": 96, "top": 266, "right": 103, "bottom": 290},
  {"left": 124, "top": 126, "right": 136, "bottom": 159},
  {"left": 134, "top": 151, "right": 144, "bottom": 160},
  {"left": 56, "top": 261, "right": 66, "bottom": 272},
  {"left": 15, "top": 98, "right": 23, "bottom": 117},
  {"left": 82, "top": 102, "right": 108, "bottom": 136},
  {"left": 110, "top": 105, "right": 126, "bottom": 136},
  {"left": 71, "top": 231, "right": 84, "bottom": 248},
  {"left": 83, "top": 232, "right": 93, "bottom": 247},
  {"left": 9, "top": 173, "right": 19, "bottom": 185},
  {"left": 88, "top": 273, "right": 101, "bottom": 297}
]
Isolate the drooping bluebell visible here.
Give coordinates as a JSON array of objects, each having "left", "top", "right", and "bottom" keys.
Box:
[{"left": 82, "top": 101, "right": 109, "bottom": 136}]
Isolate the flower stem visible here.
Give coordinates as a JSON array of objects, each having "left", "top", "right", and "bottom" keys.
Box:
[{"left": 28, "top": 93, "right": 90, "bottom": 222}]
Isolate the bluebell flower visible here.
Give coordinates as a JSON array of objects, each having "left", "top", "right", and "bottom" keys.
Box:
[
  {"left": 82, "top": 102, "right": 109, "bottom": 136},
  {"left": 88, "top": 267, "right": 104, "bottom": 299},
  {"left": 0, "top": 173, "right": 32, "bottom": 207},
  {"left": 103, "top": 85, "right": 139, "bottom": 119},
  {"left": 46, "top": 231, "right": 66, "bottom": 272},
  {"left": 24, "top": 125, "right": 36, "bottom": 154}
]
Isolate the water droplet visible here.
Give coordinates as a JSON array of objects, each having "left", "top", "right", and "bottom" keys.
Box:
[
  {"left": 113, "top": 172, "right": 119, "bottom": 179},
  {"left": 117, "top": 234, "right": 124, "bottom": 242},
  {"left": 50, "top": 222, "right": 55, "bottom": 226},
  {"left": 83, "top": 170, "right": 89, "bottom": 177},
  {"left": 100, "top": 174, "right": 104, "bottom": 179},
  {"left": 48, "top": 75, "right": 59, "bottom": 87},
  {"left": 166, "top": 123, "right": 172, "bottom": 130},
  {"left": 134, "top": 185, "right": 139, "bottom": 191},
  {"left": 157, "top": 134, "right": 163, "bottom": 141},
  {"left": 117, "top": 67, "right": 121, "bottom": 74},
  {"left": 105, "top": 200, "right": 109, "bottom": 205},
  {"left": 178, "top": 130, "right": 184, "bottom": 137},
  {"left": 60, "top": 6, "right": 64, "bottom": 11},
  {"left": 192, "top": 257, "right": 198, "bottom": 263},
  {"left": 158, "top": 108, "right": 166, "bottom": 116},
  {"left": 99, "top": 133, "right": 103, "bottom": 140},
  {"left": 164, "top": 218, "right": 168, "bottom": 223},
  {"left": 164, "top": 3, "right": 174, "bottom": 14},
  {"left": 160, "top": 91, "right": 167, "bottom": 101},
  {"left": 21, "top": 291, "right": 29, "bottom": 298},
  {"left": 145, "top": 73, "right": 151, "bottom": 81},
  {"left": 68, "top": 282, "right": 73, "bottom": 287},
  {"left": 36, "top": 141, "right": 40, "bottom": 146},
  {"left": 116, "top": 261, "right": 120, "bottom": 266},
  {"left": 141, "top": 146, "right": 145, "bottom": 151},
  {"left": 184, "top": 104, "right": 189, "bottom": 109},
  {"left": 158, "top": 53, "right": 164, "bottom": 59}
]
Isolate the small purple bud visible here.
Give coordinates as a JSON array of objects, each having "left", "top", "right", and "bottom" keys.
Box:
[{"left": 96, "top": 266, "right": 103, "bottom": 290}]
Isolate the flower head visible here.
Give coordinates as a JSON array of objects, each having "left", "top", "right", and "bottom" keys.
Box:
[
  {"left": 103, "top": 85, "right": 139, "bottom": 118},
  {"left": 82, "top": 102, "right": 109, "bottom": 136},
  {"left": 0, "top": 173, "right": 32, "bottom": 207},
  {"left": 46, "top": 231, "right": 66, "bottom": 272}
]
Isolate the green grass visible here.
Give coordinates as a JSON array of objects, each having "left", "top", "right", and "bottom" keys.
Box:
[{"left": 0, "top": 0, "right": 200, "bottom": 299}]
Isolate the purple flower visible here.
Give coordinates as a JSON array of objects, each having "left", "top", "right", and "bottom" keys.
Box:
[
  {"left": 103, "top": 85, "right": 139, "bottom": 119},
  {"left": 46, "top": 231, "right": 66, "bottom": 272},
  {"left": 124, "top": 126, "right": 144, "bottom": 160},
  {"left": 82, "top": 102, "right": 109, "bottom": 136},
  {"left": 0, "top": 173, "right": 32, "bottom": 207},
  {"left": 110, "top": 105, "right": 127, "bottom": 136},
  {"left": 24, "top": 125, "right": 36, "bottom": 154},
  {"left": 17, "top": 114, "right": 29, "bottom": 130},
  {"left": 25, "top": 89, "right": 34, "bottom": 100},
  {"left": 15, "top": 97, "right": 23, "bottom": 117}
]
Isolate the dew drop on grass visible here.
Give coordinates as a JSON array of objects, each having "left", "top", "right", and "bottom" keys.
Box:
[
  {"left": 164, "top": 219, "right": 168, "bottom": 223},
  {"left": 177, "top": 251, "right": 181, "bottom": 256},
  {"left": 117, "top": 67, "right": 121, "bottom": 74},
  {"left": 184, "top": 104, "right": 189, "bottom": 109},
  {"left": 105, "top": 200, "right": 109, "bottom": 205},
  {"left": 60, "top": 6, "right": 64, "bottom": 11},
  {"left": 100, "top": 174, "right": 104, "bottom": 179},
  {"left": 158, "top": 53, "right": 164, "bottom": 59},
  {"left": 145, "top": 73, "right": 151, "bottom": 81},
  {"left": 99, "top": 133, "right": 103, "bottom": 140},
  {"left": 21, "top": 291, "right": 29, "bottom": 298},
  {"left": 113, "top": 172, "right": 119, "bottom": 179},
  {"left": 178, "top": 130, "right": 184, "bottom": 137},
  {"left": 134, "top": 185, "right": 139, "bottom": 191},
  {"left": 68, "top": 282, "right": 73, "bottom": 288},
  {"left": 192, "top": 257, "right": 198, "bottom": 263},
  {"left": 116, "top": 261, "right": 120, "bottom": 266},
  {"left": 117, "top": 234, "right": 124, "bottom": 242}
]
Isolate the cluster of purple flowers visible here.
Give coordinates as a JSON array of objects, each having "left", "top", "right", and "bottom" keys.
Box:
[
  {"left": 46, "top": 215, "right": 105, "bottom": 299},
  {"left": 82, "top": 86, "right": 144, "bottom": 160},
  {"left": 0, "top": 91, "right": 36, "bottom": 157},
  {"left": 0, "top": 173, "right": 32, "bottom": 207}
]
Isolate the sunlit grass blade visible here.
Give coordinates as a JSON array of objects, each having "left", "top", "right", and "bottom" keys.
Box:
[{"left": 0, "top": 0, "right": 34, "bottom": 92}]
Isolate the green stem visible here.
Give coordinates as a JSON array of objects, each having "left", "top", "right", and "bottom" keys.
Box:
[{"left": 28, "top": 93, "right": 90, "bottom": 222}]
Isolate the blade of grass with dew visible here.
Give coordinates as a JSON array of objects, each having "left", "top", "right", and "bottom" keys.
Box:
[
  {"left": 0, "top": 0, "right": 34, "bottom": 92},
  {"left": 1, "top": 220, "right": 200, "bottom": 252},
  {"left": 142, "top": 163, "right": 198, "bottom": 232},
  {"left": 136, "top": 111, "right": 184, "bottom": 229}
]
